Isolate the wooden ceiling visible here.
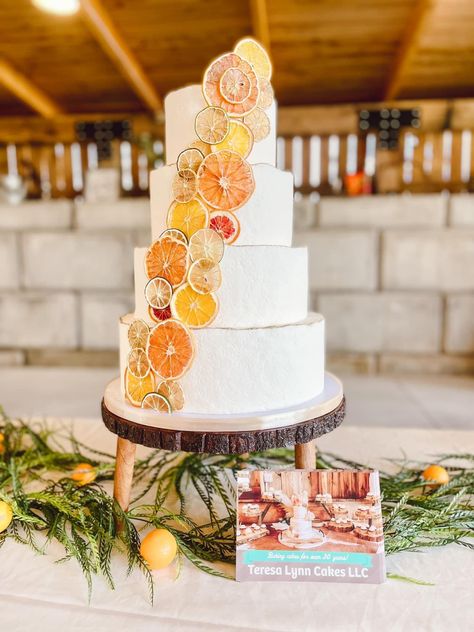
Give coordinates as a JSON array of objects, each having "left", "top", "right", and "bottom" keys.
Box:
[{"left": 0, "top": 0, "right": 473, "bottom": 118}]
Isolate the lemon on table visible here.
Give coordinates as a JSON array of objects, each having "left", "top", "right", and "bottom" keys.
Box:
[
  {"left": 140, "top": 528, "right": 178, "bottom": 570},
  {"left": 422, "top": 464, "right": 450, "bottom": 486},
  {"left": 71, "top": 463, "right": 97, "bottom": 486},
  {"left": 0, "top": 500, "right": 13, "bottom": 533}
]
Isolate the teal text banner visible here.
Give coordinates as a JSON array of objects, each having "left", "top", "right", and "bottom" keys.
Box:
[{"left": 243, "top": 550, "right": 373, "bottom": 567}]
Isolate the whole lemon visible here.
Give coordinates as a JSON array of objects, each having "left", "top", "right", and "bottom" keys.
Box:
[
  {"left": 0, "top": 500, "right": 13, "bottom": 533},
  {"left": 140, "top": 528, "right": 177, "bottom": 570},
  {"left": 422, "top": 464, "right": 450, "bottom": 486},
  {"left": 71, "top": 463, "right": 96, "bottom": 486}
]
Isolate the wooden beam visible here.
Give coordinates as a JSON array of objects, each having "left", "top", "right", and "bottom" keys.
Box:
[
  {"left": 249, "top": 0, "right": 271, "bottom": 51},
  {"left": 384, "top": 0, "right": 434, "bottom": 100},
  {"left": 80, "top": 0, "right": 162, "bottom": 115},
  {"left": 0, "top": 58, "right": 63, "bottom": 119}
]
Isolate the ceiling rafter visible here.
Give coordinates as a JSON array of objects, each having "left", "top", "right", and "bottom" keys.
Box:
[{"left": 249, "top": 0, "right": 271, "bottom": 51}]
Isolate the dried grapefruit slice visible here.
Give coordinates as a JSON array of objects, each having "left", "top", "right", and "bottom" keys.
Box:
[
  {"left": 234, "top": 38, "right": 272, "bottom": 80},
  {"left": 159, "top": 228, "right": 188, "bottom": 245},
  {"left": 243, "top": 107, "right": 270, "bottom": 142},
  {"left": 171, "top": 284, "right": 218, "bottom": 328},
  {"left": 141, "top": 392, "right": 172, "bottom": 413},
  {"left": 257, "top": 77, "right": 274, "bottom": 109},
  {"left": 157, "top": 380, "right": 185, "bottom": 411},
  {"left": 195, "top": 106, "right": 229, "bottom": 144},
  {"left": 209, "top": 211, "right": 241, "bottom": 245},
  {"left": 128, "top": 319, "right": 149, "bottom": 349},
  {"left": 145, "top": 238, "right": 188, "bottom": 287},
  {"left": 149, "top": 305, "right": 172, "bottom": 322},
  {"left": 203, "top": 53, "right": 259, "bottom": 117},
  {"left": 213, "top": 120, "right": 253, "bottom": 158},
  {"left": 172, "top": 168, "right": 197, "bottom": 203},
  {"left": 177, "top": 148, "right": 204, "bottom": 173},
  {"left": 188, "top": 258, "right": 222, "bottom": 294},
  {"left": 125, "top": 369, "right": 155, "bottom": 407},
  {"left": 219, "top": 67, "right": 251, "bottom": 104},
  {"left": 145, "top": 276, "right": 173, "bottom": 310},
  {"left": 197, "top": 150, "right": 254, "bottom": 211},
  {"left": 167, "top": 198, "right": 209, "bottom": 240},
  {"left": 189, "top": 228, "right": 224, "bottom": 264},
  {"left": 127, "top": 347, "right": 150, "bottom": 379},
  {"left": 147, "top": 319, "right": 194, "bottom": 380}
]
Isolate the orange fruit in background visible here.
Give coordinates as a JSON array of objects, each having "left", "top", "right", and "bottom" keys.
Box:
[
  {"left": 171, "top": 284, "right": 219, "bottom": 328},
  {"left": 157, "top": 380, "right": 185, "bottom": 412},
  {"left": 209, "top": 211, "right": 240, "bottom": 245},
  {"left": 141, "top": 392, "right": 172, "bottom": 413},
  {"left": 197, "top": 150, "right": 254, "bottom": 212},
  {"left": 147, "top": 319, "right": 194, "bottom": 380},
  {"left": 422, "top": 464, "right": 450, "bottom": 486},
  {"left": 203, "top": 53, "right": 259, "bottom": 117},
  {"left": 145, "top": 237, "right": 188, "bottom": 287},
  {"left": 0, "top": 500, "right": 13, "bottom": 533},
  {"left": 195, "top": 106, "right": 229, "bottom": 145},
  {"left": 234, "top": 38, "right": 272, "bottom": 80},
  {"left": 167, "top": 198, "right": 209, "bottom": 240},
  {"left": 125, "top": 368, "right": 155, "bottom": 406},
  {"left": 212, "top": 120, "right": 254, "bottom": 158},
  {"left": 71, "top": 463, "right": 96, "bottom": 486},
  {"left": 140, "top": 528, "right": 177, "bottom": 570}
]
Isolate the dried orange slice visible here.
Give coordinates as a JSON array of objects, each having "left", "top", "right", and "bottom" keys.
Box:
[
  {"left": 244, "top": 107, "right": 270, "bottom": 142},
  {"left": 145, "top": 238, "right": 188, "bottom": 287},
  {"left": 125, "top": 369, "right": 155, "bottom": 407},
  {"left": 128, "top": 319, "right": 149, "bottom": 349},
  {"left": 189, "top": 139, "right": 212, "bottom": 156},
  {"left": 203, "top": 53, "right": 259, "bottom": 117},
  {"left": 177, "top": 147, "right": 204, "bottom": 173},
  {"left": 257, "top": 77, "right": 273, "bottom": 109},
  {"left": 145, "top": 276, "right": 173, "bottom": 310},
  {"left": 147, "top": 319, "right": 194, "bottom": 380},
  {"left": 213, "top": 120, "right": 253, "bottom": 158},
  {"left": 197, "top": 150, "right": 254, "bottom": 211},
  {"left": 209, "top": 211, "right": 241, "bottom": 245},
  {"left": 149, "top": 305, "right": 172, "bottom": 322},
  {"left": 157, "top": 380, "right": 185, "bottom": 411},
  {"left": 189, "top": 228, "right": 224, "bottom": 264},
  {"left": 159, "top": 228, "right": 188, "bottom": 245},
  {"left": 234, "top": 38, "right": 272, "bottom": 80},
  {"left": 127, "top": 347, "right": 150, "bottom": 379},
  {"left": 188, "top": 258, "right": 222, "bottom": 294},
  {"left": 167, "top": 198, "right": 209, "bottom": 240},
  {"left": 220, "top": 67, "right": 251, "bottom": 104},
  {"left": 195, "top": 106, "right": 229, "bottom": 144},
  {"left": 141, "top": 392, "right": 172, "bottom": 413},
  {"left": 171, "top": 284, "right": 218, "bottom": 328},
  {"left": 172, "top": 168, "right": 197, "bottom": 203}
]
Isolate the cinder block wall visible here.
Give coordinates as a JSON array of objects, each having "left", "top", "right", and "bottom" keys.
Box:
[{"left": 0, "top": 194, "right": 473, "bottom": 374}]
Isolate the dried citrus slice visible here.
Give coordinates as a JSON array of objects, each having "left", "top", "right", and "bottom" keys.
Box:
[
  {"left": 195, "top": 106, "right": 229, "bottom": 145},
  {"left": 234, "top": 38, "right": 272, "bottom": 80},
  {"left": 157, "top": 380, "right": 185, "bottom": 411},
  {"left": 128, "top": 319, "right": 149, "bottom": 349},
  {"left": 144, "top": 276, "right": 173, "bottom": 310},
  {"left": 243, "top": 107, "right": 270, "bottom": 142},
  {"left": 145, "top": 237, "right": 188, "bottom": 287},
  {"left": 171, "top": 284, "right": 218, "bottom": 328},
  {"left": 177, "top": 148, "right": 204, "bottom": 173},
  {"left": 172, "top": 168, "right": 197, "bottom": 203},
  {"left": 203, "top": 53, "right": 259, "bottom": 117},
  {"left": 189, "top": 228, "right": 224, "bottom": 264},
  {"left": 213, "top": 120, "right": 253, "bottom": 158},
  {"left": 149, "top": 305, "right": 172, "bottom": 322},
  {"left": 127, "top": 347, "right": 150, "bottom": 379},
  {"left": 209, "top": 211, "right": 241, "bottom": 245},
  {"left": 147, "top": 319, "right": 194, "bottom": 380},
  {"left": 159, "top": 228, "right": 188, "bottom": 245},
  {"left": 197, "top": 150, "right": 254, "bottom": 211},
  {"left": 188, "top": 258, "right": 222, "bottom": 294},
  {"left": 167, "top": 198, "right": 209, "bottom": 240},
  {"left": 219, "top": 67, "right": 251, "bottom": 104},
  {"left": 125, "top": 369, "right": 155, "bottom": 407},
  {"left": 141, "top": 392, "right": 172, "bottom": 413},
  {"left": 257, "top": 77, "right": 274, "bottom": 109},
  {"left": 189, "top": 139, "right": 212, "bottom": 156}
]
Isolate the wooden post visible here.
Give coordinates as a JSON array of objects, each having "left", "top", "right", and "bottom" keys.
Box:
[
  {"left": 294, "top": 440, "right": 317, "bottom": 469},
  {"left": 113, "top": 437, "right": 136, "bottom": 511}
]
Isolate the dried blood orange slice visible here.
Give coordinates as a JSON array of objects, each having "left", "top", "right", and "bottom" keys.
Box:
[
  {"left": 125, "top": 369, "right": 155, "bottom": 407},
  {"left": 219, "top": 67, "right": 251, "bottom": 104},
  {"left": 128, "top": 319, "right": 149, "bottom": 349},
  {"left": 188, "top": 258, "right": 222, "bottom": 294},
  {"left": 149, "top": 305, "right": 172, "bottom": 322},
  {"left": 195, "top": 106, "right": 229, "bottom": 144},
  {"left": 172, "top": 168, "right": 197, "bottom": 203},
  {"left": 209, "top": 211, "right": 241, "bottom": 245},
  {"left": 171, "top": 284, "right": 218, "bottom": 328},
  {"left": 145, "top": 238, "right": 188, "bottom": 287},
  {"left": 234, "top": 38, "right": 272, "bottom": 80},
  {"left": 167, "top": 198, "right": 209, "bottom": 240},
  {"left": 157, "top": 380, "right": 184, "bottom": 411},
  {"left": 177, "top": 147, "right": 204, "bottom": 173},
  {"left": 141, "top": 392, "right": 172, "bottom": 413},
  {"left": 197, "top": 150, "right": 254, "bottom": 211},
  {"left": 203, "top": 53, "right": 259, "bottom": 117},
  {"left": 189, "top": 139, "right": 212, "bottom": 156},
  {"left": 189, "top": 228, "right": 224, "bottom": 264},
  {"left": 244, "top": 107, "right": 270, "bottom": 142},
  {"left": 147, "top": 319, "right": 194, "bottom": 380},
  {"left": 145, "top": 276, "right": 173, "bottom": 310},
  {"left": 127, "top": 347, "right": 150, "bottom": 379},
  {"left": 159, "top": 228, "right": 188, "bottom": 245},
  {"left": 213, "top": 120, "right": 253, "bottom": 158},
  {"left": 257, "top": 77, "right": 274, "bottom": 109}
]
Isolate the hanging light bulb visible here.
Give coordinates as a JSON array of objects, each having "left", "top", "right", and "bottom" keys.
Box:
[{"left": 32, "top": 0, "right": 80, "bottom": 16}]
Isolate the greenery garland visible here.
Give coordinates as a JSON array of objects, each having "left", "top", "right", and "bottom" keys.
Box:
[{"left": 0, "top": 407, "right": 473, "bottom": 600}]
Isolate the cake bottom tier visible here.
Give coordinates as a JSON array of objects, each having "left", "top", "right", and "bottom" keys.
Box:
[{"left": 119, "top": 312, "right": 325, "bottom": 415}]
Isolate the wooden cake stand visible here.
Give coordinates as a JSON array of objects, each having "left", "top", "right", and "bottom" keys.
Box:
[{"left": 101, "top": 372, "right": 345, "bottom": 510}]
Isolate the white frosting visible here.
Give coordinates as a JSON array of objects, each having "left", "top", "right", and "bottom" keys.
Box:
[
  {"left": 289, "top": 517, "right": 313, "bottom": 538},
  {"left": 150, "top": 163, "right": 294, "bottom": 246},
  {"left": 165, "top": 85, "right": 277, "bottom": 165},
  {"left": 133, "top": 245, "right": 308, "bottom": 328},
  {"left": 119, "top": 312, "right": 325, "bottom": 414}
]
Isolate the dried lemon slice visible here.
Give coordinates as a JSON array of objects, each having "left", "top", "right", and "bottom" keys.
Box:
[
  {"left": 209, "top": 211, "right": 241, "bottom": 245},
  {"left": 195, "top": 106, "right": 229, "bottom": 144},
  {"left": 128, "top": 319, "right": 149, "bottom": 350},
  {"left": 177, "top": 147, "right": 204, "bottom": 173},
  {"left": 189, "top": 228, "right": 224, "bottom": 264},
  {"left": 127, "top": 347, "right": 150, "bottom": 379},
  {"left": 243, "top": 107, "right": 270, "bottom": 142},
  {"left": 145, "top": 237, "right": 189, "bottom": 287},
  {"left": 171, "top": 284, "right": 218, "bottom": 328},
  {"left": 145, "top": 276, "right": 173, "bottom": 310},
  {"left": 203, "top": 52, "right": 259, "bottom": 117},
  {"left": 147, "top": 319, "right": 194, "bottom": 380},
  {"left": 141, "top": 392, "right": 172, "bottom": 413},
  {"left": 172, "top": 168, "right": 197, "bottom": 203},
  {"left": 188, "top": 258, "right": 222, "bottom": 294},
  {"left": 159, "top": 228, "right": 188, "bottom": 245},
  {"left": 197, "top": 150, "right": 254, "bottom": 211},
  {"left": 220, "top": 67, "right": 251, "bottom": 104},
  {"left": 234, "top": 38, "right": 272, "bottom": 80},
  {"left": 212, "top": 120, "right": 253, "bottom": 158},
  {"left": 257, "top": 77, "right": 274, "bottom": 109},
  {"left": 157, "top": 380, "right": 185, "bottom": 411},
  {"left": 125, "top": 368, "right": 155, "bottom": 407},
  {"left": 167, "top": 198, "right": 209, "bottom": 240}
]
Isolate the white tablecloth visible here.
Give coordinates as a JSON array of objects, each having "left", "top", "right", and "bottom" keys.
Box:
[{"left": 1, "top": 418, "right": 473, "bottom": 632}]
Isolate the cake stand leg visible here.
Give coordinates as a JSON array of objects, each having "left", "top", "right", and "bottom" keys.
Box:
[
  {"left": 114, "top": 437, "right": 136, "bottom": 511},
  {"left": 294, "top": 439, "right": 317, "bottom": 469}
]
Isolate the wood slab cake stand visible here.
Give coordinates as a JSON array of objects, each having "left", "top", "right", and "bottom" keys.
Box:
[{"left": 101, "top": 372, "right": 345, "bottom": 510}]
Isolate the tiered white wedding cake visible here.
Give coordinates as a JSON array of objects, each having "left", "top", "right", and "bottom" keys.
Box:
[{"left": 117, "top": 39, "right": 325, "bottom": 417}]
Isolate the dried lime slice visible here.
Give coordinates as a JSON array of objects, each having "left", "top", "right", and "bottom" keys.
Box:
[
  {"left": 177, "top": 147, "right": 205, "bottom": 173},
  {"left": 127, "top": 347, "right": 150, "bottom": 379},
  {"left": 188, "top": 258, "right": 222, "bottom": 294},
  {"left": 157, "top": 380, "right": 184, "bottom": 411},
  {"left": 188, "top": 228, "right": 224, "bottom": 264},
  {"left": 159, "top": 228, "right": 188, "bottom": 245},
  {"left": 172, "top": 168, "right": 197, "bottom": 203},
  {"left": 128, "top": 319, "right": 149, "bottom": 349},
  {"left": 141, "top": 392, "right": 172, "bottom": 413},
  {"left": 145, "top": 276, "right": 173, "bottom": 310},
  {"left": 195, "top": 106, "right": 229, "bottom": 144}
]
